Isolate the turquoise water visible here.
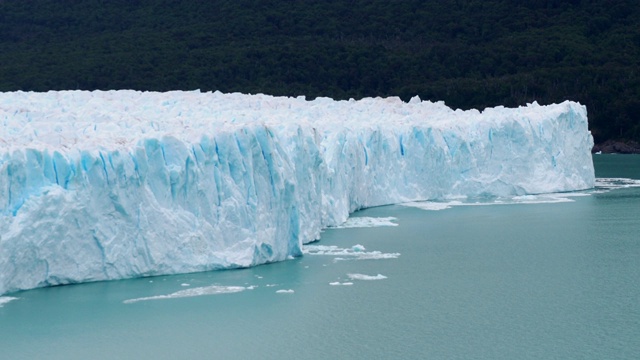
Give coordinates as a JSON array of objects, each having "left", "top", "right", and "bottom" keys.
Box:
[{"left": 1, "top": 155, "right": 639, "bottom": 360}]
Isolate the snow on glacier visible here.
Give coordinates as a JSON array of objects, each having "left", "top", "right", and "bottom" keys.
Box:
[{"left": 0, "top": 90, "right": 594, "bottom": 295}]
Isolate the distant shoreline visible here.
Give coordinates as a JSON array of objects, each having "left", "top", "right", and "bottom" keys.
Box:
[{"left": 592, "top": 140, "right": 640, "bottom": 154}]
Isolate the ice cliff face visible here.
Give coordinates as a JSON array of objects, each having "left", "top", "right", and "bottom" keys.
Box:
[{"left": 0, "top": 91, "right": 594, "bottom": 295}]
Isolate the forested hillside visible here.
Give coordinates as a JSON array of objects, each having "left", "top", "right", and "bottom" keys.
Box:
[{"left": 0, "top": 0, "right": 638, "bottom": 144}]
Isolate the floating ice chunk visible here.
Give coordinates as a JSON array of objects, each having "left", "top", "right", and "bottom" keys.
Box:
[
  {"left": 276, "top": 289, "right": 294, "bottom": 294},
  {"left": 347, "top": 273, "right": 387, "bottom": 281},
  {"left": 0, "top": 296, "right": 18, "bottom": 307},
  {"left": 332, "top": 217, "right": 398, "bottom": 228},
  {"left": 352, "top": 244, "right": 366, "bottom": 252},
  {"left": 402, "top": 192, "right": 589, "bottom": 211},
  {"left": 303, "top": 245, "right": 345, "bottom": 255},
  {"left": 334, "top": 252, "right": 400, "bottom": 261},
  {"left": 401, "top": 201, "right": 456, "bottom": 211},
  {"left": 596, "top": 178, "right": 640, "bottom": 190},
  {"left": 123, "top": 285, "right": 247, "bottom": 303},
  {"left": 303, "top": 244, "right": 400, "bottom": 260},
  {"left": 511, "top": 194, "right": 574, "bottom": 204},
  {"left": 329, "top": 281, "right": 354, "bottom": 286}
]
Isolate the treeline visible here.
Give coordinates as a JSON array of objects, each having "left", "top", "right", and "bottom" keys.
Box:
[{"left": 0, "top": 0, "right": 638, "bottom": 143}]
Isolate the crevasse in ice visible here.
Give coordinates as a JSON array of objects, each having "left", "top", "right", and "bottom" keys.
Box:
[{"left": 0, "top": 90, "right": 594, "bottom": 295}]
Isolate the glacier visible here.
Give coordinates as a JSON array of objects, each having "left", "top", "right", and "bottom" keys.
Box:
[{"left": 0, "top": 90, "right": 594, "bottom": 295}]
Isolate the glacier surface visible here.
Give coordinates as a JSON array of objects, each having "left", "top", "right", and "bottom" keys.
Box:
[{"left": 0, "top": 90, "right": 594, "bottom": 295}]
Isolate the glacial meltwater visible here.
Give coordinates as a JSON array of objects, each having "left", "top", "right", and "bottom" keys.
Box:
[{"left": 1, "top": 154, "right": 639, "bottom": 360}]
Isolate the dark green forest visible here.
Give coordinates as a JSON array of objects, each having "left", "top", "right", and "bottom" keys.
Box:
[{"left": 1, "top": 0, "right": 638, "bottom": 144}]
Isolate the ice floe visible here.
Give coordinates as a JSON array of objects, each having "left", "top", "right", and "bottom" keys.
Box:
[{"left": 123, "top": 285, "right": 249, "bottom": 303}]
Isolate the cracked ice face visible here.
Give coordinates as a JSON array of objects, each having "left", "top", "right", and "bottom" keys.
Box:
[{"left": 0, "top": 90, "right": 594, "bottom": 295}]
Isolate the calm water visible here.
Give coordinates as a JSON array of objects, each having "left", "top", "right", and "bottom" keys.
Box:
[{"left": 1, "top": 155, "right": 639, "bottom": 360}]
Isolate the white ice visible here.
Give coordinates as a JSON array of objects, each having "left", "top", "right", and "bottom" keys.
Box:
[
  {"left": 595, "top": 178, "right": 640, "bottom": 190},
  {"left": 0, "top": 296, "right": 18, "bottom": 307},
  {"left": 123, "top": 284, "right": 249, "bottom": 303},
  {"left": 303, "top": 244, "right": 400, "bottom": 261},
  {"left": 276, "top": 289, "right": 294, "bottom": 294},
  {"left": 347, "top": 273, "right": 387, "bottom": 281},
  {"left": 331, "top": 217, "right": 398, "bottom": 228},
  {"left": 401, "top": 194, "right": 578, "bottom": 211},
  {"left": 402, "top": 178, "right": 639, "bottom": 211},
  {"left": 0, "top": 91, "right": 595, "bottom": 295}
]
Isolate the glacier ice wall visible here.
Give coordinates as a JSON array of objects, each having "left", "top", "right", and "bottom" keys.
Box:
[{"left": 0, "top": 91, "right": 594, "bottom": 295}]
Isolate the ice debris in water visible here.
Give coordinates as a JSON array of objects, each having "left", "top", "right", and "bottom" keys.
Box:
[
  {"left": 0, "top": 296, "right": 19, "bottom": 307},
  {"left": 303, "top": 245, "right": 400, "bottom": 261},
  {"left": 595, "top": 178, "right": 640, "bottom": 190},
  {"left": 123, "top": 285, "right": 249, "bottom": 304},
  {"left": 352, "top": 244, "right": 366, "bottom": 252},
  {"left": 276, "top": 289, "right": 295, "bottom": 294},
  {"left": 332, "top": 217, "right": 398, "bottom": 228},
  {"left": 347, "top": 273, "right": 387, "bottom": 281}
]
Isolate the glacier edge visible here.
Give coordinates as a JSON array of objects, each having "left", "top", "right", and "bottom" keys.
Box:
[{"left": 0, "top": 91, "right": 594, "bottom": 295}]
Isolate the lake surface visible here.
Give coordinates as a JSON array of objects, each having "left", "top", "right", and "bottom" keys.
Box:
[{"left": 1, "top": 155, "right": 639, "bottom": 360}]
